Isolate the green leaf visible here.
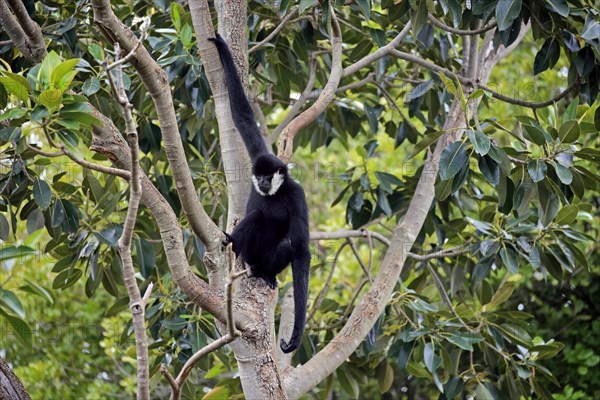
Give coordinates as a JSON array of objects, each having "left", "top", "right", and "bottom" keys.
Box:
[
  {"left": 52, "top": 268, "right": 83, "bottom": 290},
  {"left": 446, "top": 331, "right": 484, "bottom": 351},
  {"left": 443, "top": 377, "right": 464, "bottom": 399},
  {"left": 495, "top": 0, "right": 522, "bottom": 31},
  {"left": 0, "top": 213, "right": 9, "bottom": 240},
  {"left": 488, "top": 145, "right": 511, "bottom": 175},
  {"left": 180, "top": 24, "right": 193, "bottom": 49},
  {"left": 39, "top": 51, "right": 62, "bottom": 86},
  {"left": 38, "top": 88, "right": 63, "bottom": 110},
  {"left": 562, "top": 98, "right": 578, "bottom": 123},
  {"left": 405, "top": 80, "right": 434, "bottom": 101},
  {"left": 546, "top": 0, "right": 569, "bottom": 17},
  {"left": 439, "top": 141, "right": 468, "bottom": 181},
  {"left": 478, "top": 154, "right": 499, "bottom": 185},
  {"left": 0, "top": 107, "right": 27, "bottom": 122},
  {"left": 439, "top": 72, "right": 456, "bottom": 96},
  {"left": 554, "top": 162, "right": 573, "bottom": 184},
  {"left": 51, "top": 58, "right": 79, "bottom": 87},
  {"left": 424, "top": 342, "right": 441, "bottom": 372},
  {"left": 298, "top": 0, "right": 315, "bottom": 14},
  {"left": 356, "top": 0, "right": 371, "bottom": 21},
  {"left": 26, "top": 209, "right": 45, "bottom": 234},
  {"left": 554, "top": 205, "right": 578, "bottom": 225},
  {"left": 337, "top": 368, "right": 360, "bottom": 398},
  {"left": 530, "top": 342, "right": 564, "bottom": 359},
  {"left": 0, "top": 310, "right": 32, "bottom": 347},
  {"left": 374, "top": 171, "right": 402, "bottom": 193},
  {"left": 575, "top": 47, "right": 595, "bottom": 77},
  {"left": 558, "top": 120, "right": 580, "bottom": 143},
  {"left": 88, "top": 43, "right": 105, "bottom": 60},
  {"left": 0, "top": 75, "right": 30, "bottom": 102},
  {"left": 500, "top": 246, "right": 519, "bottom": 273},
  {"left": 522, "top": 123, "right": 547, "bottom": 145},
  {"left": 20, "top": 279, "right": 54, "bottom": 304},
  {"left": 488, "top": 283, "right": 515, "bottom": 307},
  {"left": 527, "top": 160, "right": 547, "bottom": 182},
  {"left": 0, "top": 245, "right": 36, "bottom": 262},
  {"left": 51, "top": 199, "right": 65, "bottom": 228},
  {"left": 466, "top": 129, "right": 490, "bottom": 155},
  {"left": 170, "top": 2, "right": 184, "bottom": 31},
  {"left": 33, "top": 179, "right": 52, "bottom": 209},
  {"left": 0, "top": 289, "right": 25, "bottom": 318},
  {"left": 377, "top": 362, "right": 394, "bottom": 394},
  {"left": 406, "top": 130, "right": 445, "bottom": 160},
  {"left": 82, "top": 77, "right": 101, "bottom": 96},
  {"left": 475, "top": 382, "right": 500, "bottom": 400},
  {"left": 537, "top": 183, "right": 560, "bottom": 226},
  {"left": 377, "top": 185, "right": 392, "bottom": 217},
  {"left": 533, "top": 38, "right": 560, "bottom": 75}
]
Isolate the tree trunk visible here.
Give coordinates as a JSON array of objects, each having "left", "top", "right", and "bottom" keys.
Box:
[{"left": 0, "top": 358, "right": 30, "bottom": 400}]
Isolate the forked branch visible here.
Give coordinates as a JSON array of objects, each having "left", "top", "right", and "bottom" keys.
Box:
[
  {"left": 109, "top": 38, "right": 150, "bottom": 400},
  {"left": 277, "top": 9, "right": 343, "bottom": 163},
  {"left": 161, "top": 246, "right": 241, "bottom": 400}
]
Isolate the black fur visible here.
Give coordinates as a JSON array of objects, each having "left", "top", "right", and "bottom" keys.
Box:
[{"left": 209, "top": 34, "right": 310, "bottom": 354}]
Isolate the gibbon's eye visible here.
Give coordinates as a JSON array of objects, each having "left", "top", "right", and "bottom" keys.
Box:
[{"left": 257, "top": 175, "right": 272, "bottom": 191}]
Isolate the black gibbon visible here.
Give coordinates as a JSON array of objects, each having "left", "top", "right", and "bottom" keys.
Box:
[{"left": 209, "top": 34, "right": 311, "bottom": 354}]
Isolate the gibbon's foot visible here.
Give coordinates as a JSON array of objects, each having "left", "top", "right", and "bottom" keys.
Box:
[
  {"left": 264, "top": 277, "right": 277, "bottom": 290},
  {"left": 221, "top": 231, "right": 233, "bottom": 247},
  {"left": 248, "top": 265, "right": 259, "bottom": 277},
  {"left": 280, "top": 338, "right": 297, "bottom": 354}
]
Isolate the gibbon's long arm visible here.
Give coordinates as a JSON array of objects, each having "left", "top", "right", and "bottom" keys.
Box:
[
  {"left": 208, "top": 34, "right": 268, "bottom": 160},
  {"left": 280, "top": 194, "right": 311, "bottom": 353}
]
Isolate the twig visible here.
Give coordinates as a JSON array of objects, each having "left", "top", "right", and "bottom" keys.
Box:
[
  {"left": 390, "top": 49, "right": 580, "bottom": 109},
  {"left": 277, "top": 8, "right": 343, "bottom": 162},
  {"left": 105, "top": 18, "right": 150, "bottom": 72},
  {"left": 306, "top": 72, "right": 375, "bottom": 100},
  {"left": 343, "top": 22, "right": 412, "bottom": 77},
  {"left": 311, "top": 229, "right": 390, "bottom": 246},
  {"left": 306, "top": 242, "right": 348, "bottom": 325},
  {"left": 271, "top": 55, "right": 318, "bottom": 141},
  {"left": 427, "top": 15, "right": 497, "bottom": 36},
  {"left": 477, "top": 78, "right": 580, "bottom": 109},
  {"left": 110, "top": 40, "right": 150, "bottom": 400},
  {"left": 248, "top": 8, "right": 298, "bottom": 53},
  {"left": 163, "top": 245, "right": 241, "bottom": 400},
  {"left": 27, "top": 144, "right": 131, "bottom": 179},
  {"left": 346, "top": 238, "right": 373, "bottom": 284}
]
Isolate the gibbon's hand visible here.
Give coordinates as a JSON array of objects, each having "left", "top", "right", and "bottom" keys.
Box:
[
  {"left": 221, "top": 231, "right": 233, "bottom": 247},
  {"left": 207, "top": 33, "right": 226, "bottom": 47}
]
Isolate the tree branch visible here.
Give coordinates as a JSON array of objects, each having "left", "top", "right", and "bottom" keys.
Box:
[
  {"left": 163, "top": 246, "right": 241, "bottom": 400},
  {"left": 342, "top": 22, "right": 411, "bottom": 77},
  {"left": 27, "top": 144, "right": 131, "bottom": 179},
  {"left": 428, "top": 15, "right": 497, "bottom": 36},
  {"left": 3, "top": 0, "right": 46, "bottom": 62},
  {"left": 270, "top": 55, "right": 318, "bottom": 141},
  {"left": 91, "top": 0, "right": 221, "bottom": 251},
  {"left": 248, "top": 8, "right": 298, "bottom": 53},
  {"left": 277, "top": 9, "right": 343, "bottom": 163},
  {"left": 110, "top": 40, "right": 150, "bottom": 400}
]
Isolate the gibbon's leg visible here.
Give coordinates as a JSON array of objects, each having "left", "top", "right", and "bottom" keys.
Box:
[
  {"left": 259, "top": 239, "right": 294, "bottom": 289},
  {"left": 227, "top": 210, "right": 263, "bottom": 264}
]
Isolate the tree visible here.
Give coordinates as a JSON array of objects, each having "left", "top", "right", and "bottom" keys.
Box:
[{"left": 0, "top": 0, "right": 599, "bottom": 399}]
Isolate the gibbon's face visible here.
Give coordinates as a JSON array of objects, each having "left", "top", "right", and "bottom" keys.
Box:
[{"left": 252, "top": 155, "right": 287, "bottom": 196}]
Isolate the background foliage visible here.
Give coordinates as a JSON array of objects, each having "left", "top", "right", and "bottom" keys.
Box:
[{"left": 0, "top": 0, "right": 599, "bottom": 399}]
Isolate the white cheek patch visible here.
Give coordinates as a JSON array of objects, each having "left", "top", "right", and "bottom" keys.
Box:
[
  {"left": 268, "top": 171, "right": 284, "bottom": 196},
  {"left": 252, "top": 172, "right": 284, "bottom": 196},
  {"left": 252, "top": 175, "right": 266, "bottom": 196}
]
